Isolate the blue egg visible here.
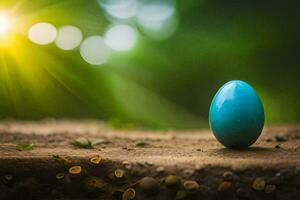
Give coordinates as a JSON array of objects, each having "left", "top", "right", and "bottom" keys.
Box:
[{"left": 209, "top": 80, "right": 264, "bottom": 148}]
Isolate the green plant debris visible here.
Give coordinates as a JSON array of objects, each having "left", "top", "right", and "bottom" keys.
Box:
[
  {"left": 52, "top": 155, "right": 71, "bottom": 164},
  {"left": 72, "top": 137, "right": 93, "bottom": 149},
  {"left": 16, "top": 143, "right": 35, "bottom": 151},
  {"left": 72, "top": 137, "right": 111, "bottom": 148},
  {"left": 91, "top": 138, "right": 111, "bottom": 146}
]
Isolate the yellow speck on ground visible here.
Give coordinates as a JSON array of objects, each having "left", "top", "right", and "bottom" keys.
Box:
[
  {"left": 69, "top": 166, "right": 82, "bottom": 174},
  {"left": 252, "top": 177, "right": 266, "bottom": 191},
  {"left": 90, "top": 155, "right": 102, "bottom": 164}
]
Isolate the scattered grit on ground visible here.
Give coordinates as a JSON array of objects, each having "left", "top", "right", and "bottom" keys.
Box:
[{"left": 0, "top": 120, "right": 299, "bottom": 200}]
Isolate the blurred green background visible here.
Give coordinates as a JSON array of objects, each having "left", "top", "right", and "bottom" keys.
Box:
[{"left": 0, "top": 0, "right": 299, "bottom": 129}]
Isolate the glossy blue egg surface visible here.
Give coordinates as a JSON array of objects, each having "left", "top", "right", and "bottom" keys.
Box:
[{"left": 209, "top": 80, "right": 264, "bottom": 148}]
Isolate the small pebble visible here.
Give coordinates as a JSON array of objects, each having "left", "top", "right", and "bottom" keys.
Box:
[
  {"left": 122, "top": 161, "right": 130, "bottom": 165},
  {"left": 55, "top": 173, "right": 65, "bottom": 180},
  {"left": 275, "top": 135, "right": 287, "bottom": 142},
  {"left": 184, "top": 169, "right": 195, "bottom": 176},
  {"left": 69, "top": 166, "right": 82, "bottom": 175},
  {"left": 265, "top": 184, "right": 276, "bottom": 193},
  {"left": 122, "top": 188, "right": 136, "bottom": 200},
  {"left": 146, "top": 161, "right": 154, "bottom": 166},
  {"left": 275, "top": 172, "right": 281, "bottom": 177},
  {"left": 275, "top": 144, "right": 281, "bottom": 149},
  {"left": 164, "top": 175, "right": 181, "bottom": 189},
  {"left": 85, "top": 176, "right": 106, "bottom": 190},
  {"left": 122, "top": 160, "right": 132, "bottom": 170},
  {"left": 183, "top": 180, "right": 199, "bottom": 193},
  {"left": 135, "top": 141, "right": 150, "bottom": 147},
  {"left": 114, "top": 169, "right": 124, "bottom": 179},
  {"left": 252, "top": 177, "right": 266, "bottom": 191},
  {"left": 125, "top": 164, "right": 132, "bottom": 170},
  {"left": 139, "top": 177, "right": 159, "bottom": 194},
  {"left": 2, "top": 174, "right": 13, "bottom": 185},
  {"left": 195, "top": 164, "right": 203, "bottom": 171},
  {"left": 90, "top": 155, "right": 102, "bottom": 164},
  {"left": 3, "top": 174, "right": 13, "bottom": 181},
  {"left": 136, "top": 162, "right": 146, "bottom": 167},
  {"left": 156, "top": 166, "right": 165, "bottom": 173},
  {"left": 218, "top": 181, "right": 232, "bottom": 192},
  {"left": 122, "top": 147, "right": 133, "bottom": 151},
  {"left": 223, "top": 171, "right": 233, "bottom": 180}
]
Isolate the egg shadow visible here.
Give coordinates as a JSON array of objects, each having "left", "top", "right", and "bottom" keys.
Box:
[{"left": 209, "top": 147, "right": 280, "bottom": 159}]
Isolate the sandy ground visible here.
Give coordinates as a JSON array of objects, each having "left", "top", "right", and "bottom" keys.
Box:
[{"left": 0, "top": 120, "right": 299, "bottom": 200}]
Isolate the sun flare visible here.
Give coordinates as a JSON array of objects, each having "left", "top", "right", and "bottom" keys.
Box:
[{"left": 0, "top": 13, "right": 11, "bottom": 37}]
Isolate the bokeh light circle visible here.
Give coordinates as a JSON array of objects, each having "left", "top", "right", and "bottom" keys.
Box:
[
  {"left": 55, "top": 25, "right": 83, "bottom": 50},
  {"left": 136, "top": 1, "right": 178, "bottom": 40},
  {"left": 104, "top": 24, "right": 137, "bottom": 51},
  {"left": 97, "top": 0, "right": 137, "bottom": 20},
  {"left": 80, "top": 36, "right": 111, "bottom": 65},
  {"left": 137, "top": 3, "right": 175, "bottom": 23},
  {"left": 28, "top": 22, "right": 57, "bottom": 45}
]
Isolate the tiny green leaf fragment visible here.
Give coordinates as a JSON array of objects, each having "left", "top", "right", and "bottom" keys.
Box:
[
  {"left": 91, "top": 138, "right": 111, "bottom": 146},
  {"left": 72, "top": 137, "right": 93, "bottom": 149},
  {"left": 16, "top": 143, "right": 35, "bottom": 151},
  {"left": 52, "top": 155, "right": 71, "bottom": 164}
]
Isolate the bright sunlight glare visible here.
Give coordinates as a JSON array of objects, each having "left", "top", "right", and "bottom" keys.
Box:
[{"left": 0, "top": 14, "right": 11, "bottom": 37}]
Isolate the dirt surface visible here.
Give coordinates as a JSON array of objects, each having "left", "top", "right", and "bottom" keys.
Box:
[{"left": 0, "top": 120, "right": 299, "bottom": 200}]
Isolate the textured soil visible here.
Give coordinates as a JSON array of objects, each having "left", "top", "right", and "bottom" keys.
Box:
[{"left": 0, "top": 120, "right": 299, "bottom": 200}]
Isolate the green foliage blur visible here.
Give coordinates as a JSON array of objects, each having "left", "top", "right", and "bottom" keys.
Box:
[{"left": 0, "top": 0, "right": 299, "bottom": 129}]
